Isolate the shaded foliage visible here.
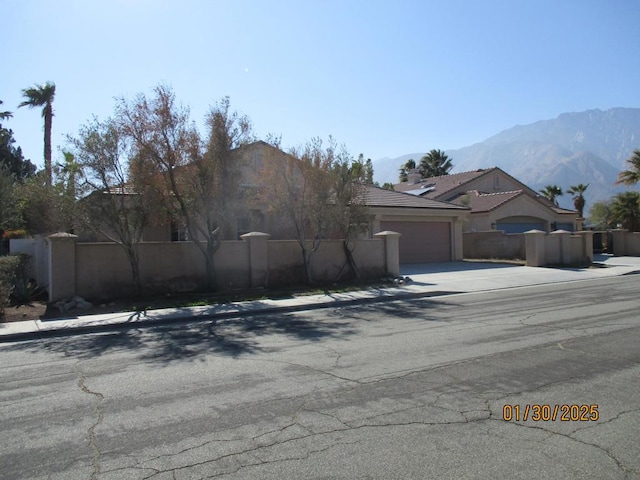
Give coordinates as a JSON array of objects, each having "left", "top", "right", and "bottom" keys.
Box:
[
  {"left": 0, "top": 103, "right": 36, "bottom": 180},
  {"left": 0, "top": 255, "right": 20, "bottom": 316}
]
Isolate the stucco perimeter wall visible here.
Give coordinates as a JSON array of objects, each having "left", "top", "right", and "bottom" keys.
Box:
[
  {"left": 463, "top": 231, "right": 525, "bottom": 260},
  {"left": 610, "top": 230, "right": 640, "bottom": 256},
  {"left": 524, "top": 231, "right": 593, "bottom": 267},
  {"left": 49, "top": 233, "right": 392, "bottom": 301},
  {"left": 267, "top": 239, "right": 386, "bottom": 287},
  {"left": 74, "top": 241, "right": 250, "bottom": 299},
  {"left": 76, "top": 243, "right": 132, "bottom": 298}
]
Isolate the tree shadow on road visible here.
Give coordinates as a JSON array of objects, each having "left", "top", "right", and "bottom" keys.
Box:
[
  {"left": 3, "top": 295, "right": 455, "bottom": 365},
  {"left": 2, "top": 305, "right": 391, "bottom": 364},
  {"left": 325, "top": 296, "right": 457, "bottom": 322}
]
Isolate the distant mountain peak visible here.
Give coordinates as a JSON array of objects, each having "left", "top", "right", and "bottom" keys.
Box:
[{"left": 373, "top": 107, "right": 640, "bottom": 211}]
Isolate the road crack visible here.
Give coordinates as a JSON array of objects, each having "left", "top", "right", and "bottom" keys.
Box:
[
  {"left": 495, "top": 417, "right": 636, "bottom": 477},
  {"left": 75, "top": 364, "right": 105, "bottom": 480}
]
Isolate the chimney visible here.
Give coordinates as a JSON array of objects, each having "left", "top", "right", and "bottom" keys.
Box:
[{"left": 407, "top": 169, "right": 421, "bottom": 184}]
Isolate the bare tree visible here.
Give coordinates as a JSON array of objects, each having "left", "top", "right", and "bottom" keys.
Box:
[
  {"left": 117, "top": 86, "right": 253, "bottom": 291},
  {"left": 69, "top": 116, "right": 158, "bottom": 295},
  {"left": 199, "top": 96, "right": 254, "bottom": 240},
  {"left": 261, "top": 137, "right": 366, "bottom": 284},
  {"left": 331, "top": 154, "right": 370, "bottom": 280}
]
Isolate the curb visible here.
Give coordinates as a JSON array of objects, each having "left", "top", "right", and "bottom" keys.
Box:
[
  {"left": 3, "top": 258, "right": 639, "bottom": 344},
  {"left": 0, "top": 289, "right": 460, "bottom": 343}
]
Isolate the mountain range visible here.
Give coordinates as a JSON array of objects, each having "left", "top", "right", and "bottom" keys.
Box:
[{"left": 372, "top": 107, "right": 640, "bottom": 212}]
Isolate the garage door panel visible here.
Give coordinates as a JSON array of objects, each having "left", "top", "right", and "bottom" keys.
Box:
[
  {"left": 380, "top": 221, "right": 451, "bottom": 263},
  {"left": 496, "top": 222, "right": 544, "bottom": 234}
]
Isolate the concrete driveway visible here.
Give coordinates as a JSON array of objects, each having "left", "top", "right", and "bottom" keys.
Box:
[{"left": 399, "top": 254, "right": 640, "bottom": 294}]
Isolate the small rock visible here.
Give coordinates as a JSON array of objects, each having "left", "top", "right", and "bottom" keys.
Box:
[{"left": 76, "top": 300, "right": 93, "bottom": 310}]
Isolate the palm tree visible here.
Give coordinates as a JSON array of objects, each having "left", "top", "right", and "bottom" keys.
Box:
[
  {"left": 58, "top": 150, "right": 82, "bottom": 199},
  {"left": 539, "top": 185, "right": 563, "bottom": 206},
  {"left": 611, "top": 191, "right": 640, "bottom": 232},
  {"left": 18, "top": 82, "right": 56, "bottom": 185},
  {"left": 567, "top": 183, "right": 589, "bottom": 218},
  {"left": 616, "top": 149, "right": 640, "bottom": 186},
  {"left": 419, "top": 149, "right": 453, "bottom": 178},
  {"left": 398, "top": 158, "right": 416, "bottom": 182},
  {"left": 0, "top": 100, "right": 12, "bottom": 121}
]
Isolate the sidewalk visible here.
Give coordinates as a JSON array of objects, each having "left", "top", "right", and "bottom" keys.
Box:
[{"left": 1, "top": 255, "right": 639, "bottom": 343}]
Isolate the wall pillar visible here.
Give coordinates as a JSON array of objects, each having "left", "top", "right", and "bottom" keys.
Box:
[
  {"left": 576, "top": 230, "right": 594, "bottom": 264},
  {"left": 551, "top": 230, "right": 571, "bottom": 265},
  {"left": 452, "top": 218, "right": 464, "bottom": 261},
  {"left": 609, "top": 229, "right": 627, "bottom": 256},
  {"left": 524, "top": 229, "right": 546, "bottom": 267},
  {"left": 48, "top": 233, "right": 78, "bottom": 302},
  {"left": 241, "top": 232, "right": 270, "bottom": 289},
  {"left": 374, "top": 230, "right": 401, "bottom": 277}
]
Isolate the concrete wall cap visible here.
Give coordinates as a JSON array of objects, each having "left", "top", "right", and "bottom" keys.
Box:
[
  {"left": 374, "top": 231, "right": 401, "bottom": 238},
  {"left": 240, "top": 232, "right": 271, "bottom": 239},
  {"left": 523, "top": 229, "right": 545, "bottom": 234},
  {"left": 48, "top": 232, "right": 79, "bottom": 239},
  {"left": 550, "top": 229, "right": 571, "bottom": 235}
]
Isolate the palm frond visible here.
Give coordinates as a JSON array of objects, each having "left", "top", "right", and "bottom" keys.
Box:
[
  {"left": 18, "top": 82, "right": 56, "bottom": 110},
  {"left": 616, "top": 149, "right": 640, "bottom": 186}
]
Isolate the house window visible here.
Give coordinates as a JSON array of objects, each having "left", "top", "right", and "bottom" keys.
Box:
[{"left": 171, "top": 220, "right": 188, "bottom": 242}]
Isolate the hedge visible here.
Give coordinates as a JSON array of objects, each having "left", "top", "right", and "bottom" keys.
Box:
[{"left": 0, "top": 255, "right": 21, "bottom": 317}]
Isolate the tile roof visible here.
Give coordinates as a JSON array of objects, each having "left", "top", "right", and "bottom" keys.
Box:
[
  {"left": 395, "top": 168, "right": 497, "bottom": 198},
  {"left": 550, "top": 206, "right": 579, "bottom": 214},
  {"left": 361, "top": 184, "right": 468, "bottom": 210},
  {"left": 467, "top": 190, "right": 525, "bottom": 212}
]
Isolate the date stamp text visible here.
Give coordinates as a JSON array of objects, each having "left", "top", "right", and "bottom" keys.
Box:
[{"left": 502, "top": 404, "right": 599, "bottom": 422}]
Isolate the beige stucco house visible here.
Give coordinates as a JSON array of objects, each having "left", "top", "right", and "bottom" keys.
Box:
[
  {"left": 88, "top": 142, "right": 470, "bottom": 264},
  {"left": 241, "top": 143, "right": 472, "bottom": 263},
  {"left": 236, "top": 142, "right": 470, "bottom": 263},
  {"left": 395, "top": 167, "right": 579, "bottom": 233}
]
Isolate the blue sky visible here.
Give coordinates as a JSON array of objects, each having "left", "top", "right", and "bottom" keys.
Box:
[{"left": 2, "top": 0, "right": 639, "bottom": 172}]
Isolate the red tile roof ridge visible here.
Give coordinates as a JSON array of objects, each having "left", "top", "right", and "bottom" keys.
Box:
[
  {"left": 475, "top": 189, "right": 524, "bottom": 197},
  {"left": 419, "top": 166, "right": 498, "bottom": 182}
]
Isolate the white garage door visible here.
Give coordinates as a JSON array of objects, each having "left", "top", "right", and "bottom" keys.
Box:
[{"left": 380, "top": 221, "right": 451, "bottom": 263}]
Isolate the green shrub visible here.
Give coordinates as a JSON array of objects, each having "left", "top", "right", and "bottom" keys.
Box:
[
  {"left": 0, "top": 255, "right": 20, "bottom": 317},
  {"left": 10, "top": 254, "right": 41, "bottom": 302}
]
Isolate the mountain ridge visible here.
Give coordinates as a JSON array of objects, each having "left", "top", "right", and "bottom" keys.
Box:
[{"left": 372, "top": 107, "right": 640, "bottom": 211}]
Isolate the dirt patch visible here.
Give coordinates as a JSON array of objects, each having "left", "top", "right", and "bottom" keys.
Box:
[
  {"left": 1, "top": 301, "right": 49, "bottom": 323},
  {"left": 0, "top": 294, "right": 169, "bottom": 323}
]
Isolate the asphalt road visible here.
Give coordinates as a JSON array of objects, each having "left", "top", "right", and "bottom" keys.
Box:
[{"left": 1, "top": 275, "right": 639, "bottom": 480}]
